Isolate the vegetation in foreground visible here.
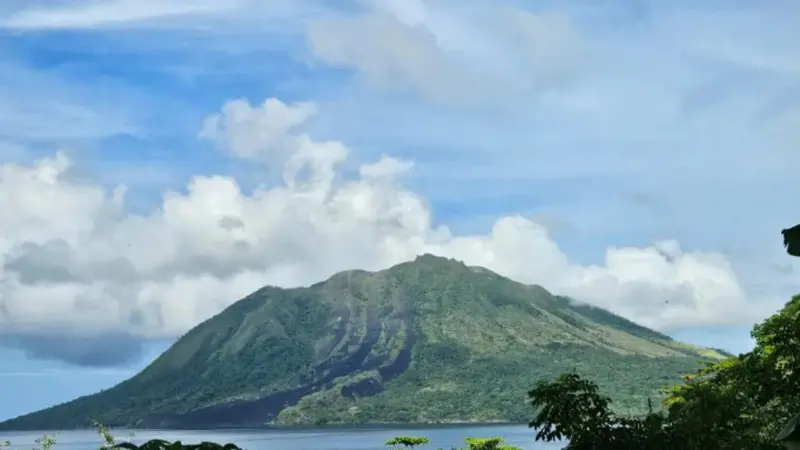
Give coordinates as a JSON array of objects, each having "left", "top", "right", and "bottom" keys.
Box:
[{"left": 521, "top": 298, "right": 800, "bottom": 449}]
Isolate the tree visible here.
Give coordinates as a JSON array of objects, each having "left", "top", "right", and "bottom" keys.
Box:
[
  {"left": 528, "top": 372, "right": 670, "bottom": 449},
  {"left": 782, "top": 224, "right": 800, "bottom": 257},
  {"left": 463, "top": 437, "right": 521, "bottom": 450},
  {"left": 527, "top": 295, "right": 800, "bottom": 450},
  {"left": 524, "top": 227, "right": 800, "bottom": 449},
  {"left": 385, "top": 436, "right": 430, "bottom": 448},
  {"left": 528, "top": 369, "right": 784, "bottom": 449},
  {"left": 385, "top": 435, "right": 520, "bottom": 450}
]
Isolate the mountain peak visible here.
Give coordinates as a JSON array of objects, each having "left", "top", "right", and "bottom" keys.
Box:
[
  {"left": 413, "top": 252, "right": 461, "bottom": 264},
  {"left": 0, "top": 256, "right": 727, "bottom": 431}
]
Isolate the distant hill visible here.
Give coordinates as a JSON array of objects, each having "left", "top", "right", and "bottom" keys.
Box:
[{"left": 0, "top": 254, "right": 727, "bottom": 430}]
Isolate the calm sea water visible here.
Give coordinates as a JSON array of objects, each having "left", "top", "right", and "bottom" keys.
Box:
[{"left": 0, "top": 426, "right": 564, "bottom": 450}]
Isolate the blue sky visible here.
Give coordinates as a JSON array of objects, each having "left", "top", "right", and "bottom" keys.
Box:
[{"left": 0, "top": 0, "right": 799, "bottom": 422}]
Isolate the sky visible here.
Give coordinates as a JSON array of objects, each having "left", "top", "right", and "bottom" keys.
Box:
[{"left": 0, "top": 0, "right": 799, "bottom": 422}]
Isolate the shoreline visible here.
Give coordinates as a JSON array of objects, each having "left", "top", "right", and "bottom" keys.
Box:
[{"left": 0, "top": 422, "right": 528, "bottom": 434}]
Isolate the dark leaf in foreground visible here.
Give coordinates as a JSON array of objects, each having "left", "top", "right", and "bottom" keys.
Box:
[{"left": 782, "top": 224, "right": 800, "bottom": 257}]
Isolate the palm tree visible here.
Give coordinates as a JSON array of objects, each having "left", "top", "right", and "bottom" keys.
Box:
[{"left": 783, "top": 225, "right": 800, "bottom": 257}]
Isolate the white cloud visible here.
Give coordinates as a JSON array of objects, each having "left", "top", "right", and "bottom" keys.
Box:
[
  {"left": 298, "top": 1, "right": 800, "bottom": 285},
  {"left": 1, "top": 0, "right": 798, "bottom": 367},
  {"left": 0, "top": 97, "right": 762, "bottom": 363},
  {"left": 199, "top": 98, "right": 320, "bottom": 164},
  {"left": 2, "top": 0, "right": 238, "bottom": 30},
  {"left": 306, "top": 3, "right": 584, "bottom": 107},
  {"left": 0, "top": 0, "right": 328, "bottom": 31}
]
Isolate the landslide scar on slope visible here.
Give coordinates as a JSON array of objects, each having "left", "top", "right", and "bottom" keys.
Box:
[{"left": 154, "top": 304, "right": 416, "bottom": 427}]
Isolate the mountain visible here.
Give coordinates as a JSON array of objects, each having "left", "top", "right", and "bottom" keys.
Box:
[{"left": 0, "top": 254, "right": 727, "bottom": 430}]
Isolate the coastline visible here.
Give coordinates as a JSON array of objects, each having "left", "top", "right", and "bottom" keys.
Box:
[{"left": 0, "top": 421, "right": 527, "bottom": 433}]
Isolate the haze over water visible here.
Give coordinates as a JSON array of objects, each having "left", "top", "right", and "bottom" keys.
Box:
[{"left": 1, "top": 426, "right": 563, "bottom": 450}]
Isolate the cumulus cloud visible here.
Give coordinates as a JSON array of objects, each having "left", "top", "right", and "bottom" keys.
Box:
[{"left": 0, "top": 96, "right": 760, "bottom": 366}]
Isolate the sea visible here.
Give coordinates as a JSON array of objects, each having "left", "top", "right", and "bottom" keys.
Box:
[{"left": 0, "top": 425, "right": 564, "bottom": 450}]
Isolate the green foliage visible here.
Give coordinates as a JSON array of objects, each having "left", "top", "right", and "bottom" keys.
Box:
[
  {"left": 33, "top": 436, "right": 57, "bottom": 450},
  {"left": 463, "top": 437, "right": 520, "bottom": 450},
  {"left": 383, "top": 435, "right": 520, "bottom": 450},
  {"left": 528, "top": 372, "right": 615, "bottom": 445},
  {"left": 385, "top": 436, "right": 430, "bottom": 448},
  {"left": 528, "top": 371, "right": 783, "bottom": 449},
  {"left": 93, "top": 420, "right": 118, "bottom": 449},
  {"left": 528, "top": 292, "right": 800, "bottom": 449},
  {"left": 665, "top": 295, "right": 800, "bottom": 443},
  {"left": 2, "top": 435, "right": 57, "bottom": 450},
  {"left": 111, "top": 441, "right": 240, "bottom": 450}
]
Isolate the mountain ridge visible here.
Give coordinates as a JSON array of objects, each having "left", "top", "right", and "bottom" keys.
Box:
[{"left": 0, "top": 254, "right": 726, "bottom": 430}]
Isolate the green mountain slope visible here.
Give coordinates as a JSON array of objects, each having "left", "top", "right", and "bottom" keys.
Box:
[{"left": 0, "top": 254, "right": 727, "bottom": 430}]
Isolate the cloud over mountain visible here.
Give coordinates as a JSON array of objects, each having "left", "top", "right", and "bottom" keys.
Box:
[
  {"left": 0, "top": 0, "right": 797, "bottom": 367},
  {"left": 0, "top": 97, "right": 759, "bottom": 366}
]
